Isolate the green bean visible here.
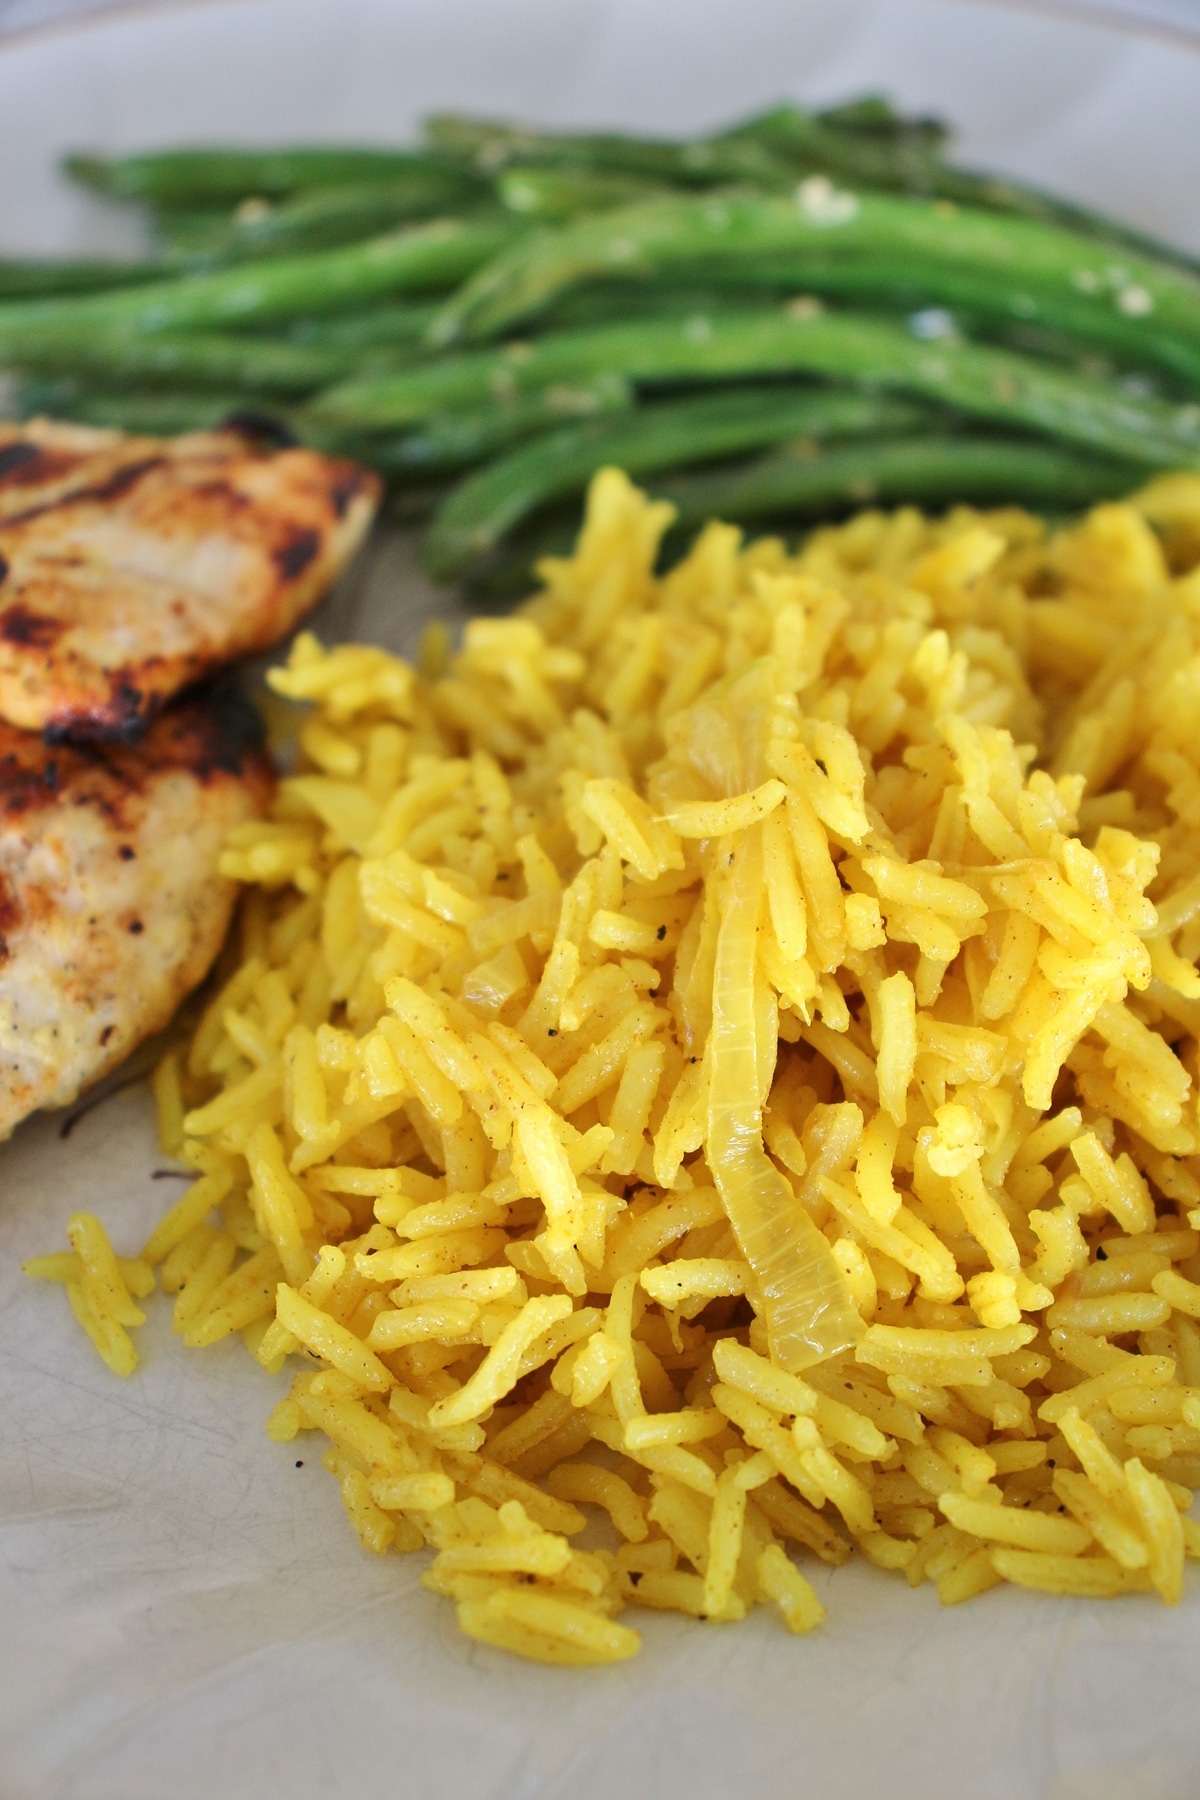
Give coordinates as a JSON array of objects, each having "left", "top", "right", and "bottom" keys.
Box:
[
  {"left": 0, "top": 219, "right": 518, "bottom": 347},
  {"left": 331, "top": 372, "right": 633, "bottom": 475},
  {"left": 497, "top": 166, "right": 666, "bottom": 220},
  {"left": 169, "top": 178, "right": 494, "bottom": 265},
  {"left": 64, "top": 146, "right": 477, "bottom": 208},
  {"left": 916, "top": 168, "right": 1200, "bottom": 274},
  {"left": 533, "top": 257, "right": 1200, "bottom": 390},
  {"left": 432, "top": 102, "right": 1198, "bottom": 272},
  {"left": 812, "top": 96, "right": 949, "bottom": 152},
  {"left": 427, "top": 190, "right": 1200, "bottom": 352},
  {"left": 5, "top": 328, "right": 368, "bottom": 395},
  {"left": 311, "top": 307, "right": 1200, "bottom": 468},
  {"left": 293, "top": 278, "right": 822, "bottom": 344},
  {"left": 0, "top": 257, "right": 168, "bottom": 300},
  {"left": 280, "top": 302, "right": 440, "bottom": 350},
  {"left": 456, "top": 518, "right": 578, "bottom": 600},
  {"left": 655, "top": 434, "right": 1141, "bottom": 529},
  {"left": 461, "top": 426, "right": 1139, "bottom": 602},
  {"left": 539, "top": 280, "right": 798, "bottom": 330},
  {"left": 312, "top": 310, "right": 866, "bottom": 425},
  {"left": 13, "top": 380, "right": 270, "bottom": 436},
  {"left": 426, "top": 103, "right": 1001, "bottom": 221},
  {"left": 149, "top": 209, "right": 233, "bottom": 253},
  {"left": 718, "top": 103, "right": 1200, "bottom": 270},
  {"left": 714, "top": 104, "right": 943, "bottom": 196},
  {"left": 439, "top": 101, "right": 953, "bottom": 201},
  {"left": 422, "top": 387, "right": 929, "bottom": 577},
  {"left": 423, "top": 113, "right": 791, "bottom": 188},
  {"left": 648, "top": 254, "right": 1200, "bottom": 388}
]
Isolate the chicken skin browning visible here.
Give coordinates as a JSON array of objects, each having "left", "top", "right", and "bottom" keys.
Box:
[
  {"left": 0, "top": 418, "right": 380, "bottom": 738},
  {"left": 0, "top": 688, "right": 272, "bottom": 1137}
]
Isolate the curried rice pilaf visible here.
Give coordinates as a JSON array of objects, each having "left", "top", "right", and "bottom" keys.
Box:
[{"left": 28, "top": 467, "right": 1200, "bottom": 1665}]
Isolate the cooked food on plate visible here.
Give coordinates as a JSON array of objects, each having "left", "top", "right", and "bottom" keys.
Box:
[
  {"left": 0, "top": 419, "right": 380, "bottom": 1134},
  {"left": 14, "top": 99, "right": 1200, "bottom": 1670},
  {"left": 0, "top": 419, "right": 379, "bottom": 737},
  {"left": 3, "top": 97, "right": 1199, "bottom": 591},
  {"left": 29, "top": 467, "right": 1200, "bottom": 1666},
  {"left": 0, "top": 688, "right": 271, "bottom": 1137}
]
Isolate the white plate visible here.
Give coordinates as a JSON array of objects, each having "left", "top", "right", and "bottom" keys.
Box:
[{"left": 2, "top": 6, "right": 1200, "bottom": 1799}]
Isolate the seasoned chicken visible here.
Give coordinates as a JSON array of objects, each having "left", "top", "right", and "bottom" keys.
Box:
[
  {"left": 0, "top": 687, "right": 272, "bottom": 1138},
  {"left": 0, "top": 418, "right": 380, "bottom": 738}
]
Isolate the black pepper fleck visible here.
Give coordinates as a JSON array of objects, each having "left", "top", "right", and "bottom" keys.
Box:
[
  {"left": 1096, "top": 1245, "right": 1108, "bottom": 1260},
  {"left": 295, "top": 1460, "right": 304, "bottom": 1468},
  {"left": 656, "top": 924, "right": 667, "bottom": 941},
  {"left": 128, "top": 919, "right": 143, "bottom": 935}
]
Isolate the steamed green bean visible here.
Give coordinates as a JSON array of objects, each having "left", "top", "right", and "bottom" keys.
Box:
[
  {"left": 280, "top": 303, "right": 440, "bottom": 350},
  {"left": 170, "top": 178, "right": 495, "bottom": 265},
  {"left": 8, "top": 328, "right": 368, "bottom": 395},
  {"left": 497, "top": 167, "right": 664, "bottom": 220},
  {"left": 64, "top": 146, "right": 480, "bottom": 208},
  {"left": 312, "top": 307, "right": 1200, "bottom": 468},
  {"left": 427, "top": 190, "right": 1200, "bottom": 351},
  {"left": 0, "top": 257, "right": 168, "bottom": 300},
  {"left": 0, "top": 218, "right": 518, "bottom": 345},
  {"left": 423, "top": 386, "right": 928, "bottom": 576},
  {"left": 809, "top": 96, "right": 949, "bottom": 151},
  {"left": 14, "top": 381, "right": 267, "bottom": 435},
  {"left": 23, "top": 95, "right": 1197, "bottom": 585},
  {"left": 735, "top": 104, "right": 1200, "bottom": 264},
  {"left": 423, "top": 113, "right": 791, "bottom": 189},
  {"left": 338, "top": 372, "right": 634, "bottom": 474},
  {"left": 712, "top": 104, "right": 944, "bottom": 196},
  {"left": 653, "top": 255, "right": 1200, "bottom": 387},
  {"left": 533, "top": 260, "right": 1200, "bottom": 390},
  {"left": 655, "top": 433, "right": 1141, "bottom": 528}
]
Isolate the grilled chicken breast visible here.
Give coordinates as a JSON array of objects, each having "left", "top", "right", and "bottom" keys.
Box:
[
  {"left": 0, "top": 418, "right": 380, "bottom": 738},
  {"left": 0, "top": 688, "right": 272, "bottom": 1138}
]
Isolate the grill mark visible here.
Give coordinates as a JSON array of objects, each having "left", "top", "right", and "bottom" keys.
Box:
[
  {"left": 86, "top": 458, "right": 167, "bottom": 505},
  {"left": 0, "top": 605, "right": 63, "bottom": 649},
  {"left": 274, "top": 527, "right": 321, "bottom": 581},
  {"left": 43, "top": 677, "right": 151, "bottom": 747},
  {"left": 220, "top": 409, "right": 298, "bottom": 450},
  {"left": 188, "top": 477, "right": 249, "bottom": 510},
  {"left": 42, "top": 684, "right": 267, "bottom": 780},
  {"left": 0, "top": 750, "right": 61, "bottom": 814},
  {"left": 3, "top": 456, "right": 166, "bottom": 528},
  {"left": 0, "top": 442, "right": 44, "bottom": 482},
  {"left": 0, "top": 868, "right": 20, "bottom": 962},
  {"left": 175, "top": 680, "right": 267, "bottom": 778},
  {"left": 0, "top": 688, "right": 268, "bottom": 847}
]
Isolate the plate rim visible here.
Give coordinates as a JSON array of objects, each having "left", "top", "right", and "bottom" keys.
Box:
[{"left": 0, "top": 0, "right": 1196, "bottom": 73}]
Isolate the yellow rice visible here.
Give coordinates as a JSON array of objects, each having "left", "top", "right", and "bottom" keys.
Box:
[{"left": 28, "top": 466, "right": 1200, "bottom": 1663}]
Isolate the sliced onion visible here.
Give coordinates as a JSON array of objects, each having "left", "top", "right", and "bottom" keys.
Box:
[{"left": 707, "top": 825, "right": 864, "bottom": 1372}]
